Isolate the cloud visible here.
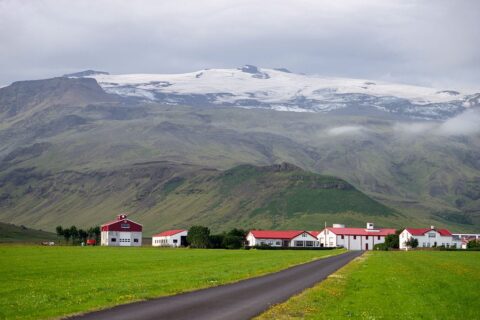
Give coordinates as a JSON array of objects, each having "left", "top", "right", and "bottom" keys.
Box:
[
  {"left": 0, "top": 0, "right": 479, "bottom": 88},
  {"left": 393, "top": 109, "right": 480, "bottom": 136},
  {"left": 326, "top": 125, "right": 366, "bottom": 136},
  {"left": 438, "top": 109, "right": 480, "bottom": 136}
]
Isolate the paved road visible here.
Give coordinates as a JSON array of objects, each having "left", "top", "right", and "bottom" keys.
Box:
[{"left": 67, "top": 251, "right": 362, "bottom": 320}]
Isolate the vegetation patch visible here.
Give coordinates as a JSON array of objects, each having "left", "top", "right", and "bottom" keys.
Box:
[{"left": 257, "top": 251, "right": 480, "bottom": 319}]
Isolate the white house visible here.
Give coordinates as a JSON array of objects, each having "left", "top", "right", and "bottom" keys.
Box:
[
  {"left": 100, "top": 214, "right": 143, "bottom": 246},
  {"left": 246, "top": 230, "right": 319, "bottom": 247},
  {"left": 317, "top": 223, "right": 396, "bottom": 250},
  {"left": 399, "top": 226, "right": 456, "bottom": 249},
  {"left": 453, "top": 233, "right": 480, "bottom": 249},
  {"left": 152, "top": 229, "right": 188, "bottom": 247}
]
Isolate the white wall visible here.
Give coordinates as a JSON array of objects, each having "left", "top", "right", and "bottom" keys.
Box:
[
  {"left": 152, "top": 231, "right": 188, "bottom": 247},
  {"left": 318, "top": 230, "right": 387, "bottom": 250},
  {"left": 101, "top": 231, "right": 142, "bottom": 246},
  {"left": 246, "top": 232, "right": 319, "bottom": 247},
  {"left": 399, "top": 230, "right": 457, "bottom": 249}
]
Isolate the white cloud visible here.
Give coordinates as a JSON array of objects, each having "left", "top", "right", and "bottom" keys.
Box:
[
  {"left": 438, "top": 109, "right": 480, "bottom": 136},
  {"left": 326, "top": 125, "right": 366, "bottom": 136}
]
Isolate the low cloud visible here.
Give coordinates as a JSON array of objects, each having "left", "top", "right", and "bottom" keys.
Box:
[
  {"left": 394, "top": 109, "right": 480, "bottom": 136},
  {"left": 326, "top": 125, "right": 366, "bottom": 136}
]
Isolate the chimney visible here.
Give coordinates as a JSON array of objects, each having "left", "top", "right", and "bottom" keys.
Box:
[
  {"left": 430, "top": 225, "right": 435, "bottom": 230},
  {"left": 366, "top": 222, "right": 374, "bottom": 230},
  {"left": 117, "top": 214, "right": 127, "bottom": 220}
]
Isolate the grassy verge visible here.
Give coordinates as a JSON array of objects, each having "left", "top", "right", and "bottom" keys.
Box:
[
  {"left": 0, "top": 245, "right": 344, "bottom": 320},
  {"left": 257, "top": 251, "right": 480, "bottom": 319}
]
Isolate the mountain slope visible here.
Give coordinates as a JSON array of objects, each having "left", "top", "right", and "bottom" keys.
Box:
[
  {"left": 0, "top": 222, "right": 56, "bottom": 243},
  {"left": 72, "top": 66, "right": 480, "bottom": 120},
  {"left": 0, "top": 76, "right": 478, "bottom": 232},
  {"left": 0, "top": 162, "right": 401, "bottom": 234}
]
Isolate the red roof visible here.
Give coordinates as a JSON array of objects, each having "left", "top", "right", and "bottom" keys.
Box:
[
  {"left": 309, "top": 231, "right": 321, "bottom": 237},
  {"left": 152, "top": 229, "right": 187, "bottom": 237},
  {"left": 405, "top": 228, "right": 452, "bottom": 236},
  {"left": 325, "top": 227, "right": 396, "bottom": 236},
  {"left": 249, "top": 230, "right": 315, "bottom": 240},
  {"left": 101, "top": 217, "right": 142, "bottom": 232}
]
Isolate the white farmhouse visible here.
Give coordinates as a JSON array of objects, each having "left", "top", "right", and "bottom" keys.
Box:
[
  {"left": 100, "top": 214, "right": 143, "bottom": 246},
  {"left": 246, "top": 230, "right": 319, "bottom": 247},
  {"left": 152, "top": 229, "right": 188, "bottom": 247},
  {"left": 317, "top": 223, "right": 396, "bottom": 250},
  {"left": 399, "top": 226, "right": 456, "bottom": 249}
]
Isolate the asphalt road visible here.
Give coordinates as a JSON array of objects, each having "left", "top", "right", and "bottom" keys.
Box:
[{"left": 67, "top": 250, "right": 362, "bottom": 320}]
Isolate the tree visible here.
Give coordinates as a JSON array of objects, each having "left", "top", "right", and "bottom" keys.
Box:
[
  {"left": 187, "top": 226, "right": 211, "bottom": 248},
  {"left": 209, "top": 234, "right": 224, "bottom": 249},
  {"left": 92, "top": 226, "right": 101, "bottom": 244},
  {"left": 69, "top": 226, "right": 78, "bottom": 244},
  {"left": 467, "top": 239, "right": 480, "bottom": 249},
  {"left": 63, "top": 228, "right": 71, "bottom": 244},
  {"left": 78, "top": 229, "right": 88, "bottom": 243},
  {"left": 55, "top": 226, "right": 64, "bottom": 238},
  {"left": 384, "top": 233, "right": 399, "bottom": 249},
  {"left": 405, "top": 237, "right": 419, "bottom": 248}
]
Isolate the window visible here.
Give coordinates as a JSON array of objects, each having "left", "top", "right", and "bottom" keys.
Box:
[
  {"left": 173, "top": 239, "right": 178, "bottom": 243},
  {"left": 134, "top": 239, "right": 139, "bottom": 243},
  {"left": 353, "top": 236, "right": 357, "bottom": 240},
  {"left": 341, "top": 235, "right": 344, "bottom": 240},
  {"left": 276, "top": 241, "right": 281, "bottom": 246},
  {"left": 305, "top": 241, "right": 314, "bottom": 247},
  {"left": 121, "top": 223, "right": 130, "bottom": 229},
  {"left": 302, "top": 233, "right": 307, "bottom": 238},
  {"left": 111, "top": 238, "right": 116, "bottom": 242},
  {"left": 294, "top": 241, "right": 304, "bottom": 247},
  {"left": 366, "top": 236, "right": 369, "bottom": 240},
  {"left": 428, "top": 232, "right": 436, "bottom": 238},
  {"left": 378, "top": 236, "right": 381, "bottom": 240}
]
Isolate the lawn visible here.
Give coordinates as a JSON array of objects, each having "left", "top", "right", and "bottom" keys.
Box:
[
  {"left": 257, "top": 251, "right": 480, "bottom": 319},
  {"left": 0, "top": 245, "right": 343, "bottom": 320}
]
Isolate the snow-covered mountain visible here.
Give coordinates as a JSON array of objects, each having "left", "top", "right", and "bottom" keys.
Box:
[{"left": 67, "top": 65, "right": 479, "bottom": 120}]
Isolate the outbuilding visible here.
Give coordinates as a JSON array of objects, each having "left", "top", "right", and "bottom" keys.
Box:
[
  {"left": 399, "top": 226, "right": 456, "bottom": 249},
  {"left": 246, "top": 230, "right": 319, "bottom": 247},
  {"left": 100, "top": 214, "right": 142, "bottom": 246},
  {"left": 152, "top": 229, "right": 188, "bottom": 247},
  {"left": 317, "top": 223, "right": 396, "bottom": 250}
]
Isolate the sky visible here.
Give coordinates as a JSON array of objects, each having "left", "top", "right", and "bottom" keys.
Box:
[{"left": 1, "top": 0, "right": 479, "bottom": 89}]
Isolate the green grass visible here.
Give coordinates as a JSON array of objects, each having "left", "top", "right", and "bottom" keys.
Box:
[
  {"left": 0, "top": 245, "right": 344, "bottom": 320},
  {"left": 257, "top": 251, "right": 480, "bottom": 319}
]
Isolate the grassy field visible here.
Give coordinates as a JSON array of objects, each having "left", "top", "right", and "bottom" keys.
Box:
[
  {"left": 258, "top": 251, "right": 480, "bottom": 319},
  {"left": 0, "top": 245, "right": 343, "bottom": 320}
]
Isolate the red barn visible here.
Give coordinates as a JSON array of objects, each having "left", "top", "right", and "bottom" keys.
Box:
[{"left": 100, "top": 214, "right": 143, "bottom": 246}]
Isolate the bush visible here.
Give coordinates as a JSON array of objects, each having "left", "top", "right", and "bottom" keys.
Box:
[
  {"left": 187, "top": 226, "right": 211, "bottom": 248},
  {"left": 374, "top": 243, "right": 389, "bottom": 251}
]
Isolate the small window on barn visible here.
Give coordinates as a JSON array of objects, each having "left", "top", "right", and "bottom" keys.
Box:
[
  {"left": 341, "top": 235, "right": 344, "bottom": 240},
  {"left": 121, "top": 223, "right": 130, "bottom": 229},
  {"left": 366, "top": 236, "right": 369, "bottom": 240},
  {"left": 378, "top": 236, "right": 381, "bottom": 240},
  {"left": 353, "top": 236, "right": 357, "bottom": 240},
  {"left": 111, "top": 238, "right": 116, "bottom": 242},
  {"left": 173, "top": 239, "right": 178, "bottom": 243},
  {"left": 134, "top": 239, "right": 139, "bottom": 243},
  {"left": 294, "top": 241, "right": 304, "bottom": 247},
  {"left": 305, "top": 241, "right": 314, "bottom": 247}
]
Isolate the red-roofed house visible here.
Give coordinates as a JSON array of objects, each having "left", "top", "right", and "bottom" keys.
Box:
[
  {"left": 400, "top": 226, "right": 457, "bottom": 249},
  {"left": 152, "top": 229, "right": 188, "bottom": 247},
  {"left": 246, "top": 230, "right": 319, "bottom": 247},
  {"left": 317, "top": 223, "right": 396, "bottom": 250},
  {"left": 100, "top": 214, "right": 143, "bottom": 246}
]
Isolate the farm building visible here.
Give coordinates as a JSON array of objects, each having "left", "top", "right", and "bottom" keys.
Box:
[
  {"left": 152, "top": 229, "right": 188, "bottom": 247},
  {"left": 317, "top": 223, "right": 396, "bottom": 250},
  {"left": 453, "top": 233, "right": 480, "bottom": 249},
  {"left": 100, "top": 214, "right": 142, "bottom": 246},
  {"left": 246, "top": 230, "right": 319, "bottom": 247},
  {"left": 399, "top": 226, "right": 458, "bottom": 249}
]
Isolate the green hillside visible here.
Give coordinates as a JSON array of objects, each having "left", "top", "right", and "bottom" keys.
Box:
[
  {"left": 0, "top": 222, "right": 56, "bottom": 243},
  {"left": 0, "top": 162, "right": 401, "bottom": 235},
  {"left": 0, "top": 77, "right": 479, "bottom": 232}
]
